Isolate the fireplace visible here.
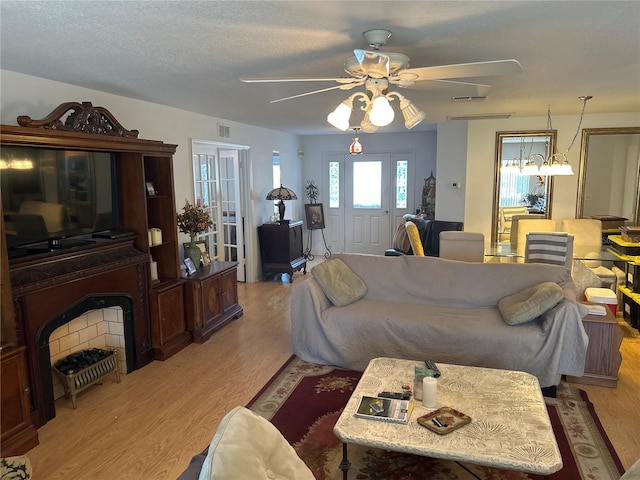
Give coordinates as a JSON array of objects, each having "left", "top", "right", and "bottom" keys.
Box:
[
  {"left": 37, "top": 294, "right": 135, "bottom": 419},
  {"left": 9, "top": 239, "right": 151, "bottom": 427}
]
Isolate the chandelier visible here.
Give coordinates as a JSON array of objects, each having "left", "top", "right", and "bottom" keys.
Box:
[
  {"left": 327, "top": 78, "right": 426, "bottom": 132},
  {"left": 503, "top": 96, "right": 592, "bottom": 176}
]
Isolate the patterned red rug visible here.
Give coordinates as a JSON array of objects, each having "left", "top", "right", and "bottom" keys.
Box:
[{"left": 247, "top": 356, "right": 625, "bottom": 480}]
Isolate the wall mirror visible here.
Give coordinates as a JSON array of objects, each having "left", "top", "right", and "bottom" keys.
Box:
[
  {"left": 492, "top": 131, "right": 557, "bottom": 243},
  {"left": 577, "top": 127, "right": 640, "bottom": 225}
]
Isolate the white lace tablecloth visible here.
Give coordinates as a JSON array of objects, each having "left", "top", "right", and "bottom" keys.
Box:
[{"left": 333, "top": 357, "right": 562, "bottom": 475}]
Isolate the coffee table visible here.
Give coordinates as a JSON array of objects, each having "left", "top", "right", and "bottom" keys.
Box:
[{"left": 333, "top": 357, "right": 562, "bottom": 478}]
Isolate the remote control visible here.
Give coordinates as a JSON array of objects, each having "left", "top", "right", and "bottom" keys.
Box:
[
  {"left": 378, "top": 391, "right": 411, "bottom": 400},
  {"left": 424, "top": 360, "right": 441, "bottom": 378}
]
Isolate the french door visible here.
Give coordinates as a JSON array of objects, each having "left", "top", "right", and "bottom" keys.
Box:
[{"left": 192, "top": 140, "right": 248, "bottom": 281}]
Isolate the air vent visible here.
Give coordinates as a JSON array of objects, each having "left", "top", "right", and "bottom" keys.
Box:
[
  {"left": 447, "top": 113, "right": 513, "bottom": 121},
  {"left": 451, "top": 96, "right": 488, "bottom": 103},
  {"left": 218, "top": 123, "right": 230, "bottom": 139}
]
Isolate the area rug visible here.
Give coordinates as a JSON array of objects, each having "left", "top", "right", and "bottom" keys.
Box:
[{"left": 247, "top": 356, "right": 625, "bottom": 480}]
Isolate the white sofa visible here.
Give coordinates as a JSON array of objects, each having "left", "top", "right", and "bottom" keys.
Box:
[{"left": 291, "top": 253, "right": 589, "bottom": 388}]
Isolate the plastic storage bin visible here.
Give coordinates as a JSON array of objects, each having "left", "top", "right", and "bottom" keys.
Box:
[{"left": 585, "top": 287, "right": 618, "bottom": 315}]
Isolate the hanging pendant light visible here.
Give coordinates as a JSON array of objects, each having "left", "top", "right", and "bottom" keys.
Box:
[{"left": 349, "top": 128, "right": 363, "bottom": 155}]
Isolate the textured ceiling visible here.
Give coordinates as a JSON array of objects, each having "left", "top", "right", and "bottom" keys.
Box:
[{"left": 1, "top": 1, "right": 639, "bottom": 135}]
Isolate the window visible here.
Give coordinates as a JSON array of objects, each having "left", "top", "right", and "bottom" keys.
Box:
[
  {"left": 352, "top": 161, "right": 381, "bottom": 208},
  {"left": 329, "top": 160, "right": 339, "bottom": 208},
  {"left": 396, "top": 160, "right": 407, "bottom": 209},
  {"left": 272, "top": 152, "right": 280, "bottom": 215}
]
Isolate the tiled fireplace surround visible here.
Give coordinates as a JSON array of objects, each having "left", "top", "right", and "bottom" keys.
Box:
[{"left": 49, "top": 307, "right": 126, "bottom": 401}]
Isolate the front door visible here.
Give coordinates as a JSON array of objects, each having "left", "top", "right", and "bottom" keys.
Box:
[{"left": 344, "top": 154, "right": 391, "bottom": 254}]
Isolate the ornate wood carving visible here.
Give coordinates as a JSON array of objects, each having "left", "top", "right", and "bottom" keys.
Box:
[{"left": 17, "top": 101, "right": 139, "bottom": 138}]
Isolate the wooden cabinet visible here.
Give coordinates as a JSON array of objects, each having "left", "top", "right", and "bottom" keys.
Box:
[
  {"left": 1, "top": 346, "right": 39, "bottom": 456},
  {"left": 148, "top": 280, "right": 191, "bottom": 360},
  {"left": 184, "top": 262, "right": 243, "bottom": 343},
  {"left": 118, "top": 149, "right": 191, "bottom": 360},
  {"left": 258, "top": 221, "right": 306, "bottom": 280},
  {"left": 566, "top": 304, "right": 623, "bottom": 387}
]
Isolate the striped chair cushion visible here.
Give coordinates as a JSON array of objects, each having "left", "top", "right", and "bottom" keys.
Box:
[{"left": 526, "top": 232, "right": 570, "bottom": 266}]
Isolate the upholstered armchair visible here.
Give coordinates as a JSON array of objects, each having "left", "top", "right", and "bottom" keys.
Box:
[{"left": 385, "top": 217, "right": 432, "bottom": 256}]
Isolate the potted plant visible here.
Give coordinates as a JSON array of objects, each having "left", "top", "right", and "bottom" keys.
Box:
[{"left": 177, "top": 200, "right": 213, "bottom": 267}]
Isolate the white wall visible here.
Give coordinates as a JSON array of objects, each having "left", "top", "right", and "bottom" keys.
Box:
[{"left": 1, "top": 70, "right": 302, "bottom": 282}]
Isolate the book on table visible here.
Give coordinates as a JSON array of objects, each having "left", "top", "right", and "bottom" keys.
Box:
[{"left": 354, "top": 396, "right": 413, "bottom": 424}]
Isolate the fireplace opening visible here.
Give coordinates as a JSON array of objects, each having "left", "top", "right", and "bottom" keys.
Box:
[{"left": 36, "top": 294, "right": 136, "bottom": 422}]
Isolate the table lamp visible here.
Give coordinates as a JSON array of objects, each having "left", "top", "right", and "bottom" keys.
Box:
[{"left": 266, "top": 184, "right": 297, "bottom": 223}]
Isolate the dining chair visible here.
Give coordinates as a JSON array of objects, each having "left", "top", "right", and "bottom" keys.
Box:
[
  {"left": 439, "top": 231, "right": 485, "bottom": 262},
  {"left": 561, "top": 219, "right": 616, "bottom": 289},
  {"left": 515, "top": 219, "right": 556, "bottom": 256},
  {"left": 525, "top": 232, "right": 574, "bottom": 270}
]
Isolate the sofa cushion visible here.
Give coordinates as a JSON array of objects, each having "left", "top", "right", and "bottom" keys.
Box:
[
  {"left": 405, "top": 221, "right": 425, "bottom": 256},
  {"left": 198, "top": 406, "right": 314, "bottom": 480},
  {"left": 498, "top": 281, "right": 564, "bottom": 325},
  {"left": 312, "top": 258, "right": 367, "bottom": 307}
]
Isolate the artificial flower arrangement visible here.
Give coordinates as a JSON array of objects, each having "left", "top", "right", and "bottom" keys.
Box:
[{"left": 176, "top": 199, "right": 213, "bottom": 237}]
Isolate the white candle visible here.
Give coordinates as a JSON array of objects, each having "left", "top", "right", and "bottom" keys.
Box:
[
  {"left": 151, "top": 228, "right": 162, "bottom": 245},
  {"left": 422, "top": 377, "right": 437, "bottom": 408}
]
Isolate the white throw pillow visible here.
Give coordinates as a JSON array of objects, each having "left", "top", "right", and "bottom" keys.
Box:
[{"left": 198, "top": 406, "right": 314, "bottom": 480}]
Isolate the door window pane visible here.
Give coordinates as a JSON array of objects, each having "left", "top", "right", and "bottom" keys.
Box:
[
  {"left": 329, "top": 161, "right": 339, "bottom": 208},
  {"left": 353, "top": 161, "right": 381, "bottom": 208},
  {"left": 396, "top": 160, "right": 407, "bottom": 209}
]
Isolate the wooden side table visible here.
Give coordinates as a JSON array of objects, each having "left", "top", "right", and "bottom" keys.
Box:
[
  {"left": 184, "top": 262, "right": 243, "bottom": 343},
  {"left": 258, "top": 221, "right": 306, "bottom": 281},
  {"left": 566, "top": 303, "right": 623, "bottom": 387}
]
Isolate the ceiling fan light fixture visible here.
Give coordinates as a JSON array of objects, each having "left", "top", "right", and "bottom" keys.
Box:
[
  {"left": 360, "top": 108, "right": 379, "bottom": 133},
  {"left": 369, "top": 96, "right": 394, "bottom": 126},
  {"left": 399, "top": 97, "right": 426, "bottom": 129},
  {"left": 327, "top": 100, "right": 353, "bottom": 131}
]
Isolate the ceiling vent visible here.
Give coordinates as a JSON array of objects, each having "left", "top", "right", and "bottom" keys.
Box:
[
  {"left": 218, "top": 123, "right": 230, "bottom": 139},
  {"left": 451, "top": 96, "right": 488, "bottom": 103},
  {"left": 447, "top": 113, "right": 513, "bottom": 121}
]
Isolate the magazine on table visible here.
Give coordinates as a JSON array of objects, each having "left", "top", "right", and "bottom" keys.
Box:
[{"left": 354, "top": 396, "right": 413, "bottom": 424}]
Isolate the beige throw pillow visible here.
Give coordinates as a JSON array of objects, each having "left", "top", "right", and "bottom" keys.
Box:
[
  {"left": 198, "top": 407, "right": 314, "bottom": 480},
  {"left": 311, "top": 258, "right": 368, "bottom": 307},
  {"left": 498, "top": 282, "right": 564, "bottom": 325}
]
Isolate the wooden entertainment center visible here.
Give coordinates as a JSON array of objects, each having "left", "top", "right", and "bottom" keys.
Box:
[{"left": 0, "top": 102, "right": 197, "bottom": 452}]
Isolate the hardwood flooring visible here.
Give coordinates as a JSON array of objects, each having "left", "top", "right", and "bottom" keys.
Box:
[{"left": 24, "top": 273, "right": 640, "bottom": 478}]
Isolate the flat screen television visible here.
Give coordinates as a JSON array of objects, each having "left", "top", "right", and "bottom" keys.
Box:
[{"left": 2, "top": 145, "right": 119, "bottom": 257}]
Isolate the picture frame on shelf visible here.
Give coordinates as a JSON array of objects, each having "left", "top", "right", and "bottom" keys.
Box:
[
  {"left": 202, "top": 251, "right": 211, "bottom": 267},
  {"left": 305, "top": 203, "right": 325, "bottom": 230},
  {"left": 146, "top": 181, "right": 157, "bottom": 196},
  {"left": 184, "top": 258, "right": 197, "bottom": 276}
]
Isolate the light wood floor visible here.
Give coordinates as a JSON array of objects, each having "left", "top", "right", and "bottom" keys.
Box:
[{"left": 24, "top": 274, "right": 640, "bottom": 479}]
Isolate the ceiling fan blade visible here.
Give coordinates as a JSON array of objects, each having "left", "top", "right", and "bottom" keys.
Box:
[
  {"left": 398, "top": 59, "right": 523, "bottom": 82},
  {"left": 353, "top": 49, "right": 390, "bottom": 78},
  {"left": 269, "top": 81, "right": 364, "bottom": 104},
  {"left": 241, "top": 77, "right": 358, "bottom": 84}
]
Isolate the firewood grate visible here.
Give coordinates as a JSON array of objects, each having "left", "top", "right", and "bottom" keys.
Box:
[{"left": 52, "top": 348, "right": 120, "bottom": 409}]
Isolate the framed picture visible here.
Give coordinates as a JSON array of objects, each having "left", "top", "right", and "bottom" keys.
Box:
[
  {"left": 305, "top": 203, "right": 325, "bottom": 230},
  {"left": 201, "top": 251, "right": 211, "bottom": 267},
  {"left": 146, "top": 181, "right": 157, "bottom": 196},
  {"left": 184, "top": 257, "right": 197, "bottom": 276}
]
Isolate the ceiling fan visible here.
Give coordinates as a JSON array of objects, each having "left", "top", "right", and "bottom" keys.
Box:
[{"left": 241, "top": 29, "right": 523, "bottom": 130}]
